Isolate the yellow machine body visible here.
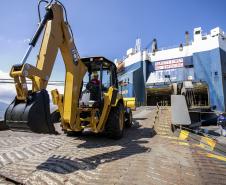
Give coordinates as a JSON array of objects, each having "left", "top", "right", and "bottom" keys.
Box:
[
  {"left": 123, "top": 97, "right": 136, "bottom": 111},
  {"left": 5, "top": 2, "right": 135, "bottom": 138}
]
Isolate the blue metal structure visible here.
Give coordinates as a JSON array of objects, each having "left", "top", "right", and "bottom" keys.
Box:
[{"left": 116, "top": 27, "right": 226, "bottom": 112}]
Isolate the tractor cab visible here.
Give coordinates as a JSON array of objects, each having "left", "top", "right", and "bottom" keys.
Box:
[{"left": 80, "top": 57, "right": 119, "bottom": 108}]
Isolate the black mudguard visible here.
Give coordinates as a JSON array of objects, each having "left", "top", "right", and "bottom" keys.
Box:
[{"left": 4, "top": 90, "right": 56, "bottom": 134}]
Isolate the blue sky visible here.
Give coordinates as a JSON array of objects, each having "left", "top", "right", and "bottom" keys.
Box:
[{"left": 0, "top": 0, "right": 226, "bottom": 81}]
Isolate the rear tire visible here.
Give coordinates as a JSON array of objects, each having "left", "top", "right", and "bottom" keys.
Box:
[
  {"left": 125, "top": 109, "right": 132, "bottom": 128},
  {"left": 105, "top": 103, "right": 125, "bottom": 139}
]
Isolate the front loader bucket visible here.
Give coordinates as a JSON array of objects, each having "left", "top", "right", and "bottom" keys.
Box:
[{"left": 4, "top": 90, "right": 56, "bottom": 134}]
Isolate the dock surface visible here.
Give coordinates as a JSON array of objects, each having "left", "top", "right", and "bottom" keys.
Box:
[{"left": 0, "top": 107, "right": 225, "bottom": 185}]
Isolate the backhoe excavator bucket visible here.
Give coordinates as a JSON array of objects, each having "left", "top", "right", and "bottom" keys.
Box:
[{"left": 4, "top": 90, "right": 56, "bottom": 134}]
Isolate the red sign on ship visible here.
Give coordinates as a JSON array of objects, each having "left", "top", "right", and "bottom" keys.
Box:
[{"left": 155, "top": 58, "right": 183, "bottom": 70}]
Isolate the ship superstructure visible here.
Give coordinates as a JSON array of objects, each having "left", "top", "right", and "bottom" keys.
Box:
[{"left": 116, "top": 27, "right": 226, "bottom": 112}]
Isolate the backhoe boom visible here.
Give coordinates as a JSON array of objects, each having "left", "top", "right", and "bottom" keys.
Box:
[{"left": 5, "top": 2, "right": 87, "bottom": 133}]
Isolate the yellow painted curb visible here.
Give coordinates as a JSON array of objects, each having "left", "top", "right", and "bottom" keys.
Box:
[
  {"left": 177, "top": 129, "right": 226, "bottom": 156},
  {"left": 178, "top": 130, "right": 189, "bottom": 140},
  {"left": 200, "top": 136, "right": 217, "bottom": 151},
  {"left": 206, "top": 153, "right": 226, "bottom": 162},
  {"left": 197, "top": 151, "right": 226, "bottom": 162}
]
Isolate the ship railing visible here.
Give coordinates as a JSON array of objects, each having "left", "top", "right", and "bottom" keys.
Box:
[{"left": 146, "top": 41, "right": 192, "bottom": 53}]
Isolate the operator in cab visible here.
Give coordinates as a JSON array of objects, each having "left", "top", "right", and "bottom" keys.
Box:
[
  {"left": 86, "top": 72, "right": 101, "bottom": 102},
  {"left": 90, "top": 72, "right": 100, "bottom": 86}
]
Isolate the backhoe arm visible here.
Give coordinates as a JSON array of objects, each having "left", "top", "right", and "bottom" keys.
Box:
[{"left": 5, "top": 2, "right": 87, "bottom": 133}]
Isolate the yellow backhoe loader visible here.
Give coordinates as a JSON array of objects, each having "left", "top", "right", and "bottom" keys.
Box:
[{"left": 4, "top": 0, "right": 135, "bottom": 139}]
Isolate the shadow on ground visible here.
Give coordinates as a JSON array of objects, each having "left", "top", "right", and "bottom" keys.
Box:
[{"left": 37, "top": 118, "right": 156, "bottom": 174}]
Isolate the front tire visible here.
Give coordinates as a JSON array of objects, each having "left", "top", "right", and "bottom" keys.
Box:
[{"left": 105, "top": 103, "right": 125, "bottom": 139}]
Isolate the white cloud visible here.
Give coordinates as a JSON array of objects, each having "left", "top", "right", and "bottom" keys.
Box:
[{"left": 0, "top": 35, "right": 29, "bottom": 45}]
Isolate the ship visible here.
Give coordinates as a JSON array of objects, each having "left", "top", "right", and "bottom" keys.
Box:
[{"left": 115, "top": 27, "right": 226, "bottom": 112}]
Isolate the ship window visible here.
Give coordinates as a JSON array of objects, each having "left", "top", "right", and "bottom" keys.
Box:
[
  {"left": 195, "top": 30, "right": 201, "bottom": 35},
  {"left": 185, "top": 65, "right": 193, "bottom": 68}
]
